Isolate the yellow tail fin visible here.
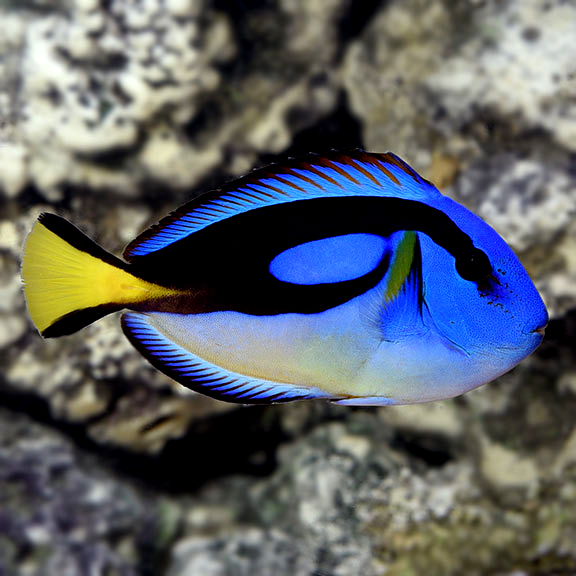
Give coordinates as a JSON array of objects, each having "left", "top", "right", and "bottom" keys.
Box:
[{"left": 22, "top": 213, "right": 177, "bottom": 337}]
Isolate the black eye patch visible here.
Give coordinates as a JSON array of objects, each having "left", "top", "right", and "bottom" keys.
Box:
[{"left": 456, "top": 248, "right": 492, "bottom": 283}]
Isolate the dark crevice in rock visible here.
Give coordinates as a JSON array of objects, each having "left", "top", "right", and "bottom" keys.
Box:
[
  {"left": 1, "top": 0, "right": 64, "bottom": 14},
  {"left": 0, "top": 383, "right": 288, "bottom": 493},
  {"left": 55, "top": 46, "right": 128, "bottom": 71},
  {"left": 288, "top": 89, "right": 364, "bottom": 153},
  {"left": 182, "top": 99, "right": 222, "bottom": 146},
  {"left": 7, "top": 184, "right": 49, "bottom": 213},
  {"left": 568, "top": 153, "right": 576, "bottom": 180},
  {"left": 74, "top": 142, "right": 142, "bottom": 167},
  {"left": 214, "top": 0, "right": 285, "bottom": 77},
  {"left": 0, "top": 385, "right": 73, "bottom": 447},
  {"left": 137, "top": 405, "right": 285, "bottom": 491},
  {"left": 390, "top": 431, "right": 456, "bottom": 468},
  {"left": 136, "top": 521, "right": 177, "bottom": 576},
  {"left": 522, "top": 553, "right": 576, "bottom": 576},
  {"left": 337, "top": 0, "right": 391, "bottom": 46},
  {"left": 71, "top": 121, "right": 145, "bottom": 167},
  {"left": 540, "top": 307, "right": 576, "bottom": 358},
  {"left": 258, "top": 90, "right": 364, "bottom": 165}
]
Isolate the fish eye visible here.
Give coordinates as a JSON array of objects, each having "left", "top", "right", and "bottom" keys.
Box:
[{"left": 456, "top": 248, "right": 492, "bottom": 283}]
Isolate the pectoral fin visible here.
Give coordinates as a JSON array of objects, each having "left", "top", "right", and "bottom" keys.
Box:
[{"left": 367, "top": 231, "right": 426, "bottom": 341}]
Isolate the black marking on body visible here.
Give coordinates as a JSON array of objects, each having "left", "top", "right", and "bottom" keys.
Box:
[{"left": 127, "top": 196, "right": 475, "bottom": 317}]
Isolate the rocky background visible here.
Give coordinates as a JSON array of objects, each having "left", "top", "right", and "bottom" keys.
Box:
[{"left": 1, "top": 0, "right": 576, "bottom": 574}]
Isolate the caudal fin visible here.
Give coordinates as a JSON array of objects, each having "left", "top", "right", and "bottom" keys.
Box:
[{"left": 21, "top": 213, "right": 173, "bottom": 338}]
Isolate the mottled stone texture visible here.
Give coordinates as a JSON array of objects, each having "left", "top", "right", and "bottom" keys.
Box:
[
  {"left": 1, "top": 0, "right": 576, "bottom": 574},
  {"left": 0, "top": 407, "right": 179, "bottom": 576}
]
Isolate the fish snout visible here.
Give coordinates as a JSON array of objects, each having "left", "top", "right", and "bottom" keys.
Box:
[
  {"left": 523, "top": 321, "right": 547, "bottom": 338},
  {"left": 532, "top": 324, "right": 547, "bottom": 336}
]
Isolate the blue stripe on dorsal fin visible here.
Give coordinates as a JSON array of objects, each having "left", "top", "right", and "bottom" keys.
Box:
[
  {"left": 123, "top": 150, "right": 440, "bottom": 260},
  {"left": 121, "top": 312, "right": 334, "bottom": 404}
]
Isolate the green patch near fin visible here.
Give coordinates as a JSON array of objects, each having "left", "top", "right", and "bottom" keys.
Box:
[
  {"left": 383, "top": 231, "right": 418, "bottom": 304},
  {"left": 373, "top": 230, "right": 424, "bottom": 342}
]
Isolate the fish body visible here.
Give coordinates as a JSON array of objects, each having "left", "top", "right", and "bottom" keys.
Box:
[{"left": 21, "top": 151, "right": 548, "bottom": 405}]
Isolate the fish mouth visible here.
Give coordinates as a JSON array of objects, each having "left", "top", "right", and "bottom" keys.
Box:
[{"left": 525, "top": 323, "right": 547, "bottom": 337}]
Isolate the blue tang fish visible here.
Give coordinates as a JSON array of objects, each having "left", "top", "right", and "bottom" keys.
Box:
[{"left": 21, "top": 151, "right": 548, "bottom": 405}]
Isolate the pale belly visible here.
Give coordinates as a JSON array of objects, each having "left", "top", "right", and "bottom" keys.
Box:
[
  {"left": 147, "top": 290, "right": 493, "bottom": 403},
  {"left": 148, "top": 292, "right": 382, "bottom": 396}
]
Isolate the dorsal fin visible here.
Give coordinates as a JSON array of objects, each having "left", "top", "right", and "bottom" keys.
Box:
[{"left": 123, "top": 150, "right": 439, "bottom": 260}]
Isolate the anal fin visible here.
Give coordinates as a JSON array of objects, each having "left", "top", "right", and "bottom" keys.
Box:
[{"left": 121, "top": 312, "right": 333, "bottom": 404}]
